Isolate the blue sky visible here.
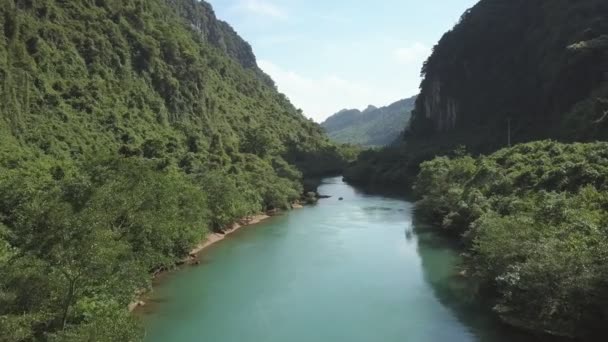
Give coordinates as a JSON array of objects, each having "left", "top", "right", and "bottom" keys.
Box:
[{"left": 208, "top": 0, "right": 478, "bottom": 122}]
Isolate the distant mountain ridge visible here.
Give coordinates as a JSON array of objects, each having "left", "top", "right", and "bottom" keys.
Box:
[
  {"left": 321, "top": 96, "right": 417, "bottom": 147},
  {"left": 345, "top": 0, "right": 608, "bottom": 188}
]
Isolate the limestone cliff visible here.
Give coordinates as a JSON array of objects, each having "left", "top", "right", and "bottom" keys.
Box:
[{"left": 408, "top": 0, "right": 608, "bottom": 151}]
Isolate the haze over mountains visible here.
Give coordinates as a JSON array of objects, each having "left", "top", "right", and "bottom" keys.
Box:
[{"left": 321, "top": 96, "right": 416, "bottom": 147}]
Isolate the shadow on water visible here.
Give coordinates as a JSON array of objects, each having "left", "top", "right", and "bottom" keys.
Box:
[
  {"left": 142, "top": 177, "right": 577, "bottom": 342},
  {"left": 323, "top": 177, "right": 417, "bottom": 201},
  {"left": 411, "top": 214, "right": 573, "bottom": 342}
]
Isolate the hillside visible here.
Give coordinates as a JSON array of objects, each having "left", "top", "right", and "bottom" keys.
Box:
[
  {"left": 342, "top": 1, "right": 608, "bottom": 338},
  {"left": 410, "top": 0, "right": 608, "bottom": 149},
  {"left": 0, "top": 0, "right": 347, "bottom": 340},
  {"left": 321, "top": 96, "right": 416, "bottom": 147},
  {"left": 345, "top": 0, "right": 608, "bottom": 187}
]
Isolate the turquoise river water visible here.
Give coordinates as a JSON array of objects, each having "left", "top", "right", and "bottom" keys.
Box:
[{"left": 141, "top": 177, "right": 536, "bottom": 342}]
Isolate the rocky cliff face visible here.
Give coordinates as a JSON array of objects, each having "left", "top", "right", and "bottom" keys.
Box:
[
  {"left": 421, "top": 79, "right": 458, "bottom": 132},
  {"left": 164, "top": 0, "right": 274, "bottom": 85},
  {"left": 163, "top": 0, "right": 252, "bottom": 67},
  {"left": 409, "top": 0, "right": 608, "bottom": 150}
]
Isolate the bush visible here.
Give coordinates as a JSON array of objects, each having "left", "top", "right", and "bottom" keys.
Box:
[{"left": 414, "top": 141, "right": 608, "bottom": 338}]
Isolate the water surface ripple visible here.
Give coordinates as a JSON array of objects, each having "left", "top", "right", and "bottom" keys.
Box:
[{"left": 142, "top": 177, "right": 533, "bottom": 342}]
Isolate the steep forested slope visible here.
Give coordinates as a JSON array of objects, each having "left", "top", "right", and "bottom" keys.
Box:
[
  {"left": 321, "top": 96, "right": 416, "bottom": 147},
  {"left": 346, "top": 0, "right": 608, "bottom": 187},
  {"left": 344, "top": 1, "right": 608, "bottom": 338},
  {"left": 0, "top": 0, "right": 346, "bottom": 340},
  {"left": 411, "top": 0, "right": 608, "bottom": 148}
]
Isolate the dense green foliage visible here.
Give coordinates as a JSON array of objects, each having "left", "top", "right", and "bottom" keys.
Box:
[
  {"left": 321, "top": 96, "right": 416, "bottom": 147},
  {"left": 346, "top": 0, "right": 608, "bottom": 187},
  {"left": 343, "top": 1, "right": 608, "bottom": 338},
  {"left": 343, "top": 138, "right": 443, "bottom": 188},
  {"left": 415, "top": 141, "right": 608, "bottom": 339},
  {"left": 0, "top": 0, "right": 349, "bottom": 340}
]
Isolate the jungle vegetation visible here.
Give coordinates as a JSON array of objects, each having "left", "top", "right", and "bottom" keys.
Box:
[
  {"left": 0, "top": 0, "right": 350, "bottom": 340},
  {"left": 345, "top": 0, "right": 608, "bottom": 187},
  {"left": 344, "top": 0, "right": 608, "bottom": 338},
  {"left": 415, "top": 141, "right": 608, "bottom": 339}
]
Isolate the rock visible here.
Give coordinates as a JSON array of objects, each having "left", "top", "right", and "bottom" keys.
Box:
[
  {"left": 339, "top": 197, "right": 344, "bottom": 201},
  {"left": 318, "top": 194, "right": 332, "bottom": 199}
]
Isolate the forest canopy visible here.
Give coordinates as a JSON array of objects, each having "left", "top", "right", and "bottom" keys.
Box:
[
  {"left": 0, "top": 0, "right": 350, "bottom": 340},
  {"left": 414, "top": 141, "right": 608, "bottom": 339}
]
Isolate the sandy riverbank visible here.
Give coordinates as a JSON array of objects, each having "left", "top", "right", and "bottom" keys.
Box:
[
  {"left": 188, "top": 213, "right": 270, "bottom": 256},
  {"left": 129, "top": 208, "right": 298, "bottom": 312},
  {"left": 129, "top": 202, "right": 304, "bottom": 312}
]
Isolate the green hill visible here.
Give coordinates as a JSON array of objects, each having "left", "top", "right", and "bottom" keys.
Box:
[
  {"left": 343, "top": 1, "right": 608, "bottom": 338},
  {"left": 321, "top": 96, "right": 416, "bottom": 147},
  {"left": 0, "top": 0, "right": 347, "bottom": 339},
  {"left": 346, "top": 0, "right": 608, "bottom": 187}
]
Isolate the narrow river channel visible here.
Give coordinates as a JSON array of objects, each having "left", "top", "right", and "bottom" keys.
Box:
[{"left": 141, "top": 177, "right": 535, "bottom": 342}]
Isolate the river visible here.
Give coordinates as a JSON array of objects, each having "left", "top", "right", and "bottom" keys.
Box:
[{"left": 140, "top": 177, "right": 535, "bottom": 342}]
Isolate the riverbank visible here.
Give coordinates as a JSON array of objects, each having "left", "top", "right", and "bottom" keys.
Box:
[
  {"left": 128, "top": 213, "right": 273, "bottom": 312},
  {"left": 129, "top": 202, "right": 309, "bottom": 312},
  {"left": 141, "top": 177, "right": 539, "bottom": 342},
  {"left": 188, "top": 213, "right": 271, "bottom": 257}
]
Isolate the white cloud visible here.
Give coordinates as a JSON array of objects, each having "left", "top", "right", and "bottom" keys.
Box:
[
  {"left": 393, "top": 42, "right": 432, "bottom": 65},
  {"left": 235, "top": 0, "right": 287, "bottom": 19},
  {"left": 259, "top": 60, "right": 406, "bottom": 122}
]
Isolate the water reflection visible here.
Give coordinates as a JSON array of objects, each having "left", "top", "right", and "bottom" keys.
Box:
[
  {"left": 412, "top": 214, "right": 569, "bottom": 342},
  {"left": 142, "top": 177, "right": 563, "bottom": 342}
]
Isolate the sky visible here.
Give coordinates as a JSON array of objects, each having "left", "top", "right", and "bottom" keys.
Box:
[{"left": 208, "top": 0, "right": 479, "bottom": 122}]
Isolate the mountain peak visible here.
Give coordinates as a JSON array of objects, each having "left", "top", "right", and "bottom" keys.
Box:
[{"left": 363, "top": 105, "right": 378, "bottom": 113}]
